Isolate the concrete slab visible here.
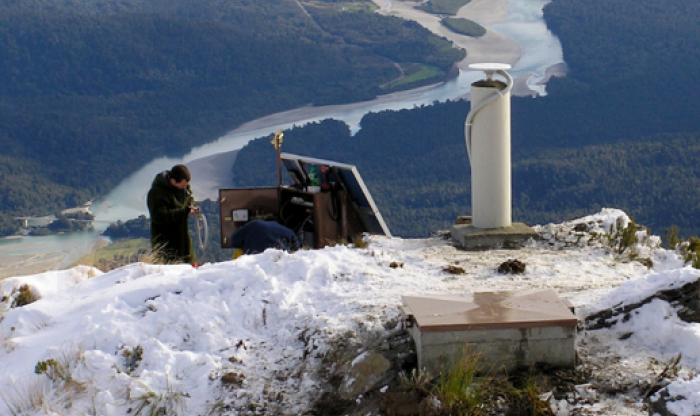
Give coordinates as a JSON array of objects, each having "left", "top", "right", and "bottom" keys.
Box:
[
  {"left": 451, "top": 222, "right": 540, "bottom": 249},
  {"left": 401, "top": 290, "right": 577, "bottom": 374}
]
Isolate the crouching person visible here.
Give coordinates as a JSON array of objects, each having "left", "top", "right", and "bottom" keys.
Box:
[{"left": 231, "top": 220, "right": 300, "bottom": 259}]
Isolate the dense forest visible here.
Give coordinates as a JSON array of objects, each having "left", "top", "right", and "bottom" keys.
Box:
[
  {"left": 231, "top": 0, "right": 700, "bottom": 238},
  {"left": 0, "top": 0, "right": 463, "bottom": 236},
  {"left": 5, "top": 0, "right": 700, "bottom": 245},
  {"left": 231, "top": 106, "right": 700, "bottom": 238}
]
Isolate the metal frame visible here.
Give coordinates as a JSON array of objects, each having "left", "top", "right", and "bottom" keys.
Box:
[{"left": 280, "top": 153, "right": 391, "bottom": 237}]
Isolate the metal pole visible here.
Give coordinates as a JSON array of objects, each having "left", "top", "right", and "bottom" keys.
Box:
[{"left": 271, "top": 130, "right": 284, "bottom": 189}]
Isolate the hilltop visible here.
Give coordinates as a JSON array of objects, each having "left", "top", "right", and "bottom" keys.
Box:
[{"left": 1, "top": 209, "right": 700, "bottom": 416}]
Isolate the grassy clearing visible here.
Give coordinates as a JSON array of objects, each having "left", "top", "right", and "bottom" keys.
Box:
[
  {"left": 383, "top": 64, "right": 443, "bottom": 90},
  {"left": 338, "top": 1, "right": 377, "bottom": 12},
  {"left": 305, "top": 1, "right": 377, "bottom": 13},
  {"left": 441, "top": 17, "right": 486, "bottom": 37},
  {"left": 417, "top": 0, "right": 473, "bottom": 16},
  {"left": 73, "top": 238, "right": 150, "bottom": 271}
]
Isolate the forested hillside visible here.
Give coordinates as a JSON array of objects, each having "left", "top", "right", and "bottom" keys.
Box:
[
  {"left": 5, "top": 0, "right": 700, "bottom": 242},
  {"left": 232, "top": 0, "right": 700, "bottom": 238},
  {"left": 231, "top": 105, "right": 700, "bottom": 238},
  {"left": 0, "top": 0, "right": 463, "bottom": 235}
]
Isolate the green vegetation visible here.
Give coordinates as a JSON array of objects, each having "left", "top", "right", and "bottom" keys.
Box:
[
  {"left": 663, "top": 230, "right": 700, "bottom": 270},
  {"left": 433, "top": 347, "right": 493, "bottom": 414},
  {"left": 306, "top": 4, "right": 465, "bottom": 89},
  {"left": 382, "top": 64, "right": 445, "bottom": 90},
  {"left": 35, "top": 359, "right": 73, "bottom": 383},
  {"left": 318, "top": 1, "right": 378, "bottom": 13},
  {"left": 74, "top": 238, "right": 150, "bottom": 271},
  {"left": 102, "top": 216, "right": 151, "bottom": 240},
  {"left": 5, "top": 0, "right": 700, "bottom": 247},
  {"left": 10, "top": 285, "right": 39, "bottom": 308},
  {"left": 32, "top": 349, "right": 86, "bottom": 398},
  {"left": 130, "top": 387, "right": 191, "bottom": 416},
  {"left": 231, "top": 0, "right": 700, "bottom": 238},
  {"left": 417, "top": 0, "right": 473, "bottom": 15},
  {"left": 389, "top": 346, "right": 552, "bottom": 416},
  {"left": 0, "top": 0, "right": 464, "bottom": 237},
  {"left": 441, "top": 17, "right": 486, "bottom": 37},
  {"left": 122, "top": 345, "right": 144, "bottom": 375},
  {"left": 231, "top": 99, "right": 700, "bottom": 238}
]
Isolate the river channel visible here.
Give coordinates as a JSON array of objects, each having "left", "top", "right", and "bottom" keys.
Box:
[{"left": 0, "top": 0, "right": 565, "bottom": 275}]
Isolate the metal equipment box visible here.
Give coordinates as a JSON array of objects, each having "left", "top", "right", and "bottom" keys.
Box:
[{"left": 219, "top": 153, "right": 391, "bottom": 249}]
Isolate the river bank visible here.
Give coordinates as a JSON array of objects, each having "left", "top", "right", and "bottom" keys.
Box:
[
  {"left": 191, "top": 0, "right": 527, "bottom": 199},
  {"left": 0, "top": 235, "right": 110, "bottom": 280},
  {"left": 372, "top": 0, "right": 521, "bottom": 70},
  {"left": 0, "top": 0, "right": 565, "bottom": 278}
]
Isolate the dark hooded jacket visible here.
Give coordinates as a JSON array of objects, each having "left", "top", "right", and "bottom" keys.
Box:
[
  {"left": 147, "top": 171, "right": 196, "bottom": 264},
  {"left": 230, "top": 220, "right": 300, "bottom": 254}
]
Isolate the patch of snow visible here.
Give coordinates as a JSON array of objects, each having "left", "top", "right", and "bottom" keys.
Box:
[{"left": 0, "top": 209, "right": 698, "bottom": 415}]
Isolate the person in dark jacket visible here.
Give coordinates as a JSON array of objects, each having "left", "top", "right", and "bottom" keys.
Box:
[
  {"left": 147, "top": 164, "right": 198, "bottom": 266},
  {"left": 230, "top": 219, "right": 300, "bottom": 256}
]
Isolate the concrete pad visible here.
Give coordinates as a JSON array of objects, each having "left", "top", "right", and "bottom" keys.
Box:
[
  {"left": 401, "top": 290, "right": 577, "bottom": 374},
  {"left": 451, "top": 222, "right": 540, "bottom": 249}
]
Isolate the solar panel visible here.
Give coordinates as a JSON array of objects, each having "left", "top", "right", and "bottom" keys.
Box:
[{"left": 280, "top": 153, "right": 391, "bottom": 237}]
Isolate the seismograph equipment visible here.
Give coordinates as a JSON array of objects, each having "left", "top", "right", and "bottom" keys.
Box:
[
  {"left": 451, "top": 63, "right": 538, "bottom": 249},
  {"left": 219, "top": 152, "right": 390, "bottom": 249},
  {"left": 465, "top": 63, "right": 513, "bottom": 229}
]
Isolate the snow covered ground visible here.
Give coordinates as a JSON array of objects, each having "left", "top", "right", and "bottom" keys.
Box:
[{"left": 1, "top": 209, "right": 699, "bottom": 416}]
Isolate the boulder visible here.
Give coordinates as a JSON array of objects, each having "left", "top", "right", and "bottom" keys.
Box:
[{"left": 339, "top": 351, "right": 392, "bottom": 400}]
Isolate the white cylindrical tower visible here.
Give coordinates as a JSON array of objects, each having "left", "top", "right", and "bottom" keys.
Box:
[{"left": 465, "top": 63, "right": 513, "bottom": 229}]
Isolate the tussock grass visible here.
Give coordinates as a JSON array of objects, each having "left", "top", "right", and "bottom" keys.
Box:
[
  {"left": 399, "top": 368, "right": 432, "bottom": 393},
  {"left": 74, "top": 239, "right": 191, "bottom": 272},
  {"left": 74, "top": 238, "right": 151, "bottom": 271},
  {"left": 13, "top": 284, "right": 39, "bottom": 308},
  {"left": 434, "top": 346, "right": 494, "bottom": 415},
  {"left": 665, "top": 227, "right": 700, "bottom": 269},
  {"left": 605, "top": 218, "right": 654, "bottom": 268},
  {"left": 34, "top": 347, "right": 87, "bottom": 394},
  {"left": 660, "top": 225, "right": 700, "bottom": 269},
  {"left": 352, "top": 235, "right": 370, "bottom": 249},
  {"left": 129, "top": 381, "right": 190, "bottom": 416},
  {"left": 121, "top": 345, "right": 144, "bottom": 375},
  {"left": 2, "top": 346, "right": 87, "bottom": 414},
  {"left": 0, "top": 326, "right": 15, "bottom": 352},
  {"left": 1, "top": 283, "right": 39, "bottom": 310},
  {"left": 0, "top": 378, "right": 51, "bottom": 416},
  {"left": 503, "top": 372, "right": 554, "bottom": 416},
  {"left": 392, "top": 346, "right": 555, "bottom": 415}
]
